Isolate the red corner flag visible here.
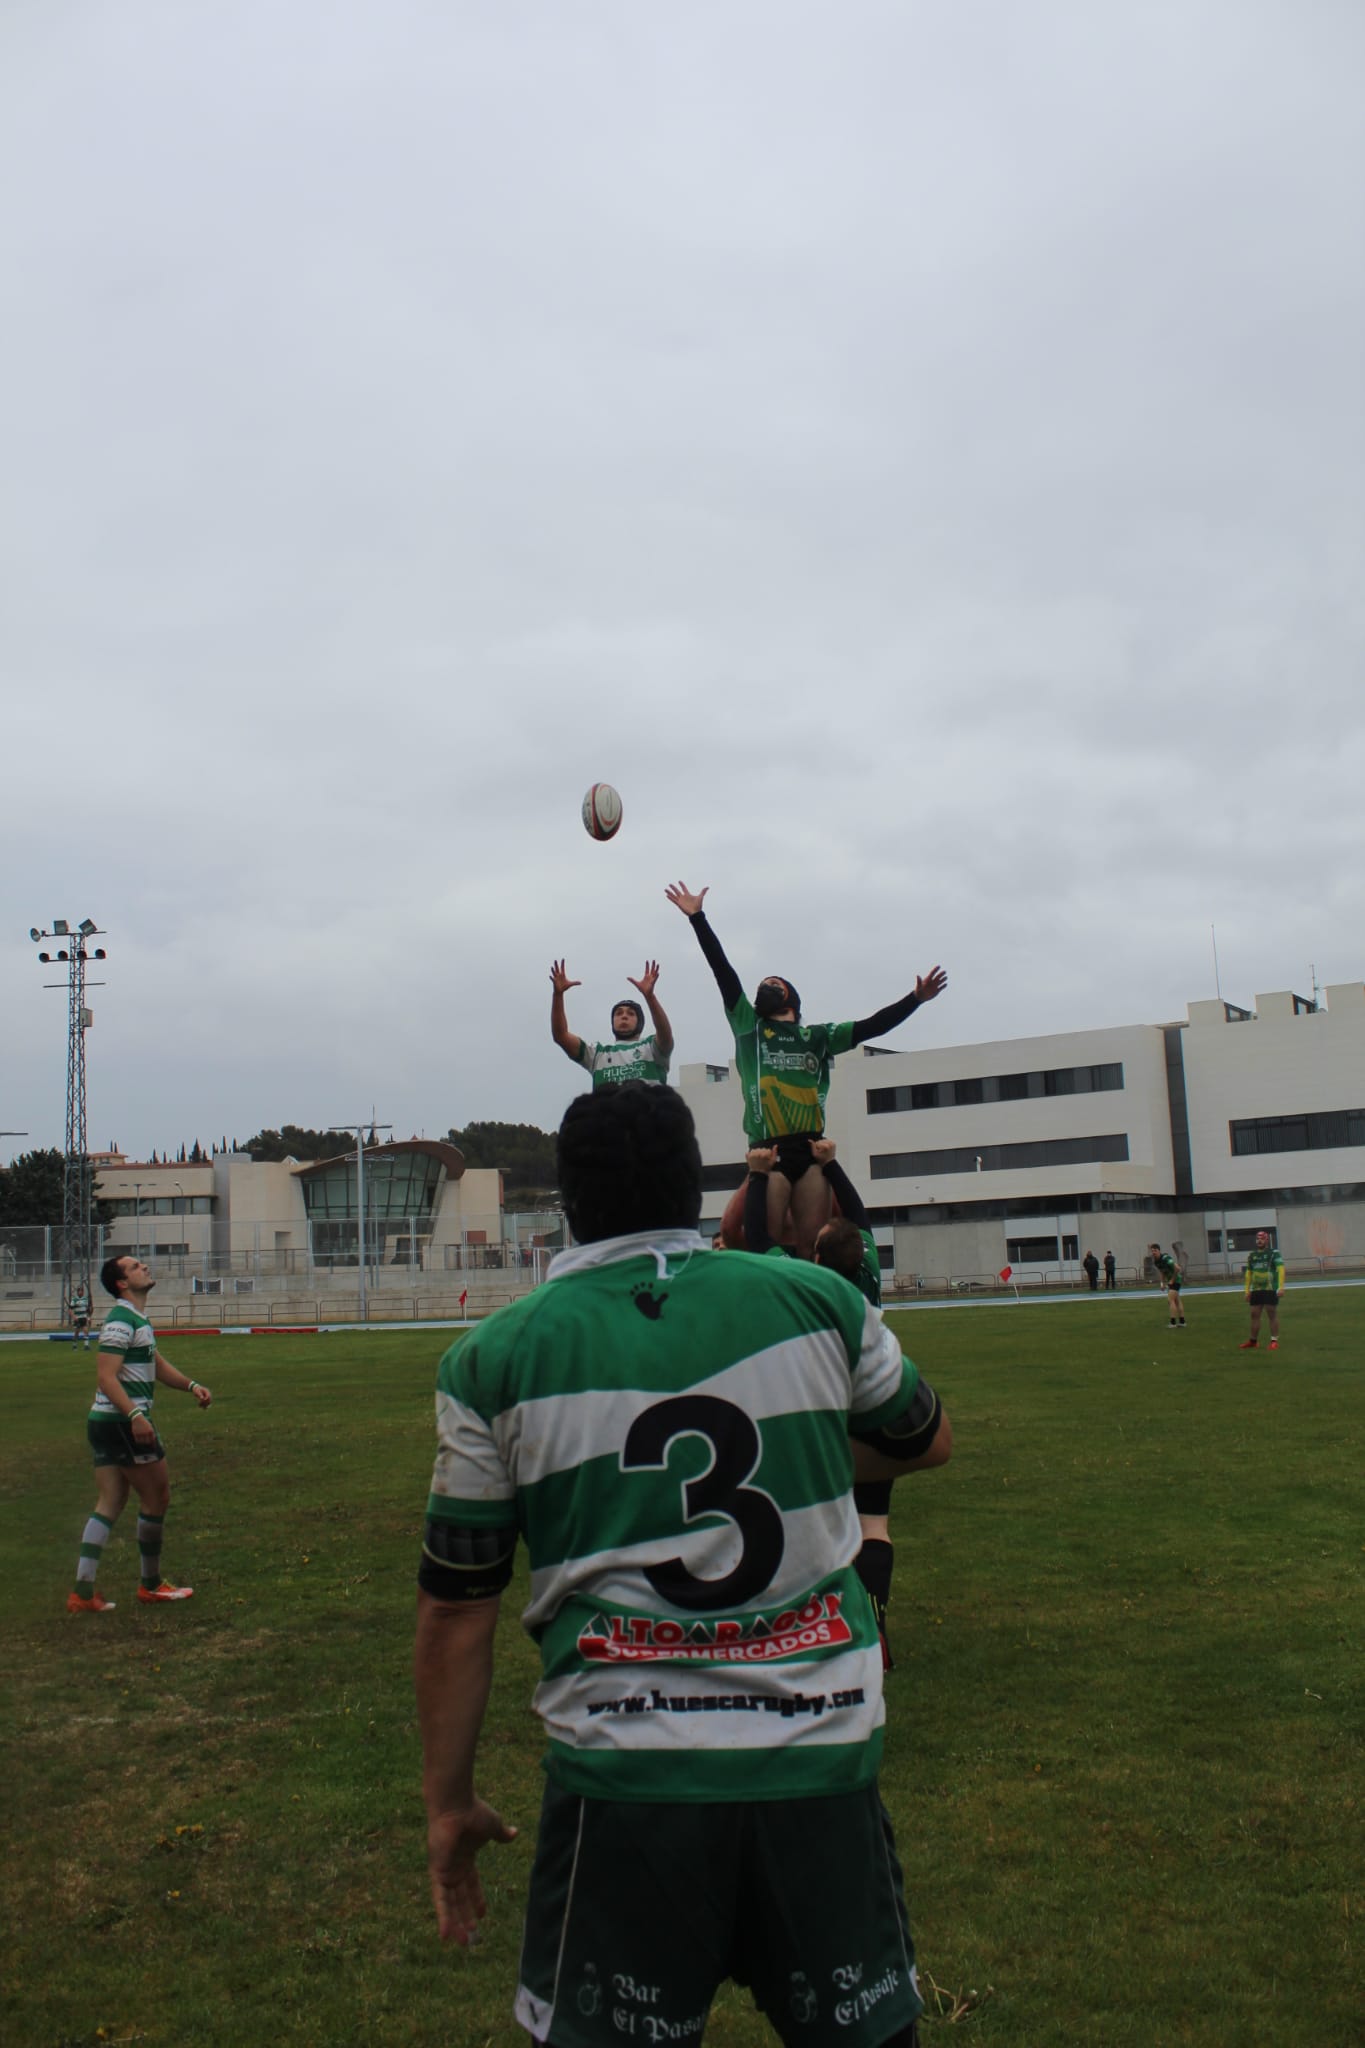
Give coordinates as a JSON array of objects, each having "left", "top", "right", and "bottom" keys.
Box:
[
  {"left": 998, "top": 1265, "right": 1012, "bottom": 1282},
  {"left": 459, "top": 1288, "right": 468, "bottom": 1312}
]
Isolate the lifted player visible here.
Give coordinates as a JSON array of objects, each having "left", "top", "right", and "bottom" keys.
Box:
[
  {"left": 745, "top": 1139, "right": 902, "bottom": 1669},
  {"left": 67, "top": 1254, "right": 212, "bottom": 1614},
  {"left": 1149, "top": 1243, "right": 1186, "bottom": 1328},
  {"left": 666, "top": 881, "right": 945, "bottom": 1257},
  {"left": 550, "top": 958, "right": 674, "bottom": 1088},
  {"left": 1240, "top": 1230, "right": 1286, "bottom": 1351}
]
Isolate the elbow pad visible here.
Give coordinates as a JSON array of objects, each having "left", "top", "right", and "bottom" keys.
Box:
[
  {"left": 418, "top": 1518, "right": 517, "bottom": 1601},
  {"left": 851, "top": 1380, "right": 942, "bottom": 1463}
]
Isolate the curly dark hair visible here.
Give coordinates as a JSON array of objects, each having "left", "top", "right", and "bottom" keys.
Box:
[{"left": 558, "top": 1084, "right": 702, "bottom": 1244}]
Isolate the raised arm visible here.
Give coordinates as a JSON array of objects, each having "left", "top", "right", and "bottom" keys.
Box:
[
  {"left": 627, "top": 960, "right": 674, "bottom": 1061},
  {"left": 848, "top": 966, "right": 947, "bottom": 1047},
  {"left": 549, "top": 960, "right": 585, "bottom": 1064},
  {"left": 815, "top": 1145, "right": 870, "bottom": 1232},
  {"left": 665, "top": 882, "right": 744, "bottom": 1011}
]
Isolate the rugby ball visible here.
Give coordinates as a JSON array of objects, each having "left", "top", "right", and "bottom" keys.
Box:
[{"left": 582, "top": 783, "right": 623, "bottom": 841}]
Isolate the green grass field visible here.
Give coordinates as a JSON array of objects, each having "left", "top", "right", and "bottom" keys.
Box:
[{"left": 3, "top": 1289, "right": 1362, "bottom": 2047}]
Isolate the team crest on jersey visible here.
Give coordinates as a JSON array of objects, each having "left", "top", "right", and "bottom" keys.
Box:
[{"left": 578, "top": 1589, "right": 852, "bottom": 1664}]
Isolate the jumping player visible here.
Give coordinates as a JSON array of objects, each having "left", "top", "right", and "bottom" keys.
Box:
[
  {"left": 550, "top": 959, "right": 674, "bottom": 1088},
  {"left": 1149, "top": 1243, "right": 1186, "bottom": 1328},
  {"left": 665, "top": 881, "right": 946, "bottom": 1257},
  {"left": 1240, "top": 1230, "right": 1286, "bottom": 1350},
  {"left": 68, "top": 1254, "right": 212, "bottom": 1614},
  {"left": 415, "top": 1083, "right": 951, "bottom": 2045},
  {"left": 744, "top": 1140, "right": 902, "bottom": 1669}
]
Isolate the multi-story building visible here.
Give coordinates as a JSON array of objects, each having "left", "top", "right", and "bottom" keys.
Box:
[{"left": 676, "top": 983, "right": 1365, "bottom": 1287}]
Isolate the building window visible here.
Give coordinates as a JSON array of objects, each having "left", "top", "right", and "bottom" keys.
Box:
[
  {"left": 868, "top": 1062, "right": 1124, "bottom": 1115},
  {"left": 1230, "top": 1109, "right": 1365, "bottom": 1156},
  {"left": 705, "top": 1064, "right": 730, "bottom": 1082},
  {"left": 870, "top": 1133, "right": 1131, "bottom": 1179},
  {"left": 1007, "top": 1235, "right": 1057, "bottom": 1262}
]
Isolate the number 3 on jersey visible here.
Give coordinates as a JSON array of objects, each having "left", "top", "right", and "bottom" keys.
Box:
[{"left": 621, "top": 1394, "right": 785, "bottom": 1611}]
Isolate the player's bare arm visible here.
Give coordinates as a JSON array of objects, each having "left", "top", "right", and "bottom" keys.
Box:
[
  {"left": 850, "top": 1383, "right": 952, "bottom": 1482},
  {"left": 414, "top": 1590, "right": 517, "bottom": 1946},
  {"left": 155, "top": 1354, "right": 212, "bottom": 1407},
  {"left": 628, "top": 960, "right": 674, "bottom": 1058},
  {"left": 549, "top": 959, "right": 585, "bottom": 1061},
  {"left": 916, "top": 965, "right": 947, "bottom": 1003}
]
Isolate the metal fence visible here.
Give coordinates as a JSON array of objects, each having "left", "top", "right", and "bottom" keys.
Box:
[{"left": 0, "top": 1215, "right": 563, "bottom": 1288}]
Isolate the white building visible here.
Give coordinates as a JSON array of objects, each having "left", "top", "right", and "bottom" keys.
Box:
[{"left": 676, "top": 984, "right": 1365, "bottom": 1287}]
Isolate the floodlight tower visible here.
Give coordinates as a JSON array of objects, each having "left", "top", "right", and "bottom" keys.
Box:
[{"left": 30, "top": 918, "right": 108, "bottom": 1317}]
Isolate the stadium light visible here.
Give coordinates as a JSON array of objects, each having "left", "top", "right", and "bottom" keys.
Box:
[{"left": 29, "top": 916, "right": 109, "bottom": 1316}]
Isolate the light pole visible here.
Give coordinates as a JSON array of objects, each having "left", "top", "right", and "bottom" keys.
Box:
[
  {"left": 323, "top": 1118, "right": 392, "bottom": 1322},
  {"left": 29, "top": 918, "right": 107, "bottom": 1317},
  {"left": 173, "top": 1182, "right": 186, "bottom": 1275},
  {"left": 132, "top": 1182, "right": 144, "bottom": 1258}
]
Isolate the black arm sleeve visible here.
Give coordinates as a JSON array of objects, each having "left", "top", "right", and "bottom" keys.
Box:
[
  {"left": 418, "top": 1517, "right": 517, "bottom": 1602},
  {"left": 848, "top": 990, "right": 921, "bottom": 1047},
  {"left": 744, "top": 1171, "right": 774, "bottom": 1254},
  {"left": 822, "top": 1159, "right": 870, "bottom": 1231},
  {"left": 849, "top": 1378, "right": 942, "bottom": 1462},
  {"left": 689, "top": 913, "right": 744, "bottom": 1012}
]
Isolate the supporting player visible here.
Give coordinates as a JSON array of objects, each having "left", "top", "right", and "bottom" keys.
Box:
[
  {"left": 69, "top": 1280, "right": 92, "bottom": 1350},
  {"left": 550, "top": 959, "right": 674, "bottom": 1087},
  {"left": 744, "top": 1140, "right": 901, "bottom": 1670},
  {"left": 665, "top": 881, "right": 946, "bottom": 1258},
  {"left": 415, "top": 1083, "right": 951, "bottom": 2047},
  {"left": 1149, "top": 1243, "right": 1186, "bottom": 1328},
  {"left": 68, "top": 1255, "right": 212, "bottom": 1614},
  {"left": 1240, "top": 1230, "right": 1285, "bottom": 1350}
]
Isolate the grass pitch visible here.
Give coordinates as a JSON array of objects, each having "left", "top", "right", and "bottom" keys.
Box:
[{"left": 3, "top": 1288, "right": 1362, "bottom": 2046}]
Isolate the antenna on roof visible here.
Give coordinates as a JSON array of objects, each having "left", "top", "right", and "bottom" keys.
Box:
[
  {"left": 1310, "top": 963, "right": 1322, "bottom": 1011},
  {"left": 1211, "top": 924, "right": 1222, "bottom": 1002}
]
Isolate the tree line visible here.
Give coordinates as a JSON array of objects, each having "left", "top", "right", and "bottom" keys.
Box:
[{"left": 1, "top": 1123, "right": 560, "bottom": 1225}]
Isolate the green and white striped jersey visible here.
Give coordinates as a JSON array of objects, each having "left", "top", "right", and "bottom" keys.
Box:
[
  {"left": 426, "top": 1230, "right": 917, "bottom": 1801},
  {"left": 92, "top": 1302, "right": 157, "bottom": 1418},
  {"left": 574, "top": 1035, "right": 670, "bottom": 1088}
]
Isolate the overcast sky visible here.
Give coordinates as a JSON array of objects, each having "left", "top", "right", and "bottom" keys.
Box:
[{"left": 3, "top": 0, "right": 1362, "bottom": 1164}]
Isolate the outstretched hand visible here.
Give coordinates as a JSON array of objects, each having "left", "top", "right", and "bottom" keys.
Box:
[
  {"left": 665, "top": 882, "right": 708, "bottom": 918},
  {"left": 915, "top": 965, "right": 947, "bottom": 1004},
  {"left": 549, "top": 960, "right": 581, "bottom": 995},
  {"left": 427, "top": 1798, "right": 519, "bottom": 1947},
  {"left": 627, "top": 960, "right": 661, "bottom": 999}
]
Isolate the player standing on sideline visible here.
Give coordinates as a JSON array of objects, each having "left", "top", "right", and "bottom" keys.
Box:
[
  {"left": 665, "top": 881, "right": 946, "bottom": 1258},
  {"left": 1103, "top": 1250, "right": 1117, "bottom": 1291},
  {"left": 1240, "top": 1230, "right": 1286, "bottom": 1350},
  {"left": 67, "top": 1255, "right": 211, "bottom": 1614},
  {"left": 744, "top": 1140, "right": 905, "bottom": 1671},
  {"left": 415, "top": 1084, "right": 951, "bottom": 2047},
  {"left": 1149, "top": 1243, "right": 1186, "bottom": 1328},
  {"left": 69, "top": 1280, "right": 92, "bottom": 1349},
  {"left": 550, "top": 959, "right": 674, "bottom": 1088}
]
